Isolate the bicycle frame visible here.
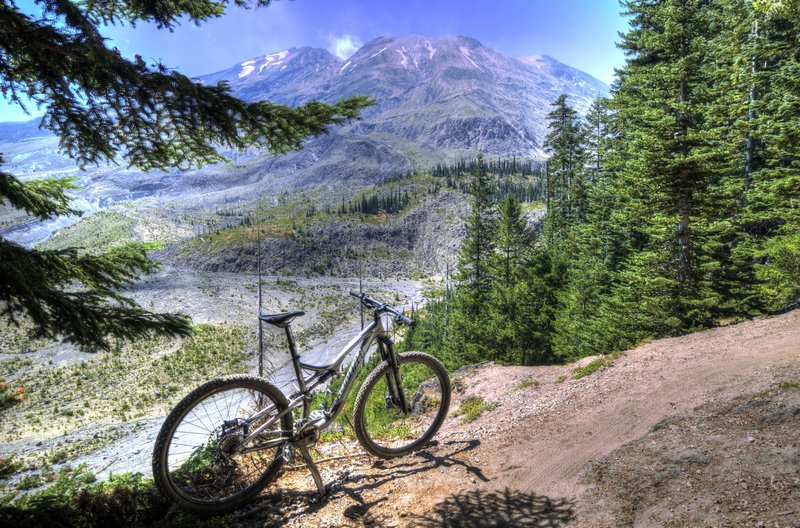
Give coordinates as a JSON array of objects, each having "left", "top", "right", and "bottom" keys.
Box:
[{"left": 239, "top": 312, "right": 395, "bottom": 450}]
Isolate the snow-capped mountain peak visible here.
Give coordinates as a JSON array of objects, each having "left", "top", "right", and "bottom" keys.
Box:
[{"left": 195, "top": 35, "right": 609, "bottom": 157}]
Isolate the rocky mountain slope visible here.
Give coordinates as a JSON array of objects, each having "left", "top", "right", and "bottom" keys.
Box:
[
  {"left": 200, "top": 35, "right": 608, "bottom": 162},
  {"left": 1, "top": 35, "right": 605, "bottom": 247},
  {"left": 169, "top": 189, "right": 469, "bottom": 278}
]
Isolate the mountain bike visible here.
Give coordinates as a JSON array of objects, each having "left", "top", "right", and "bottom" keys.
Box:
[{"left": 151, "top": 291, "right": 451, "bottom": 514}]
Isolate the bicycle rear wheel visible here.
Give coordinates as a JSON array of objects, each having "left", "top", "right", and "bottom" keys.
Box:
[
  {"left": 353, "top": 352, "right": 451, "bottom": 459},
  {"left": 152, "top": 375, "right": 292, "bottom": 514}
]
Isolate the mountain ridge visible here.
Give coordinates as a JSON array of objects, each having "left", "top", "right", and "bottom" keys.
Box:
[
  {"left": 197, "top": 35, "right": 608, "bottom": 157},
  {"left": 1, "top": 35, "right": 607, "bottom": 246}
]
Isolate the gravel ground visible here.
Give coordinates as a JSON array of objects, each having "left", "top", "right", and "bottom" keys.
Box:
[{"left": 580, "top": 377, "right": 800, "bottom": 527}]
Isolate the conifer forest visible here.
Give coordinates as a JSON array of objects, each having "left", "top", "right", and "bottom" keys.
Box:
[{"left": 405, "top": 0, "right": 800, "bottom": 367}]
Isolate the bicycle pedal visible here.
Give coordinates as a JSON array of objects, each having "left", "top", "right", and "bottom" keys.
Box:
[{"left": 281, "top": 443, "right": 295, "bottom": 464}]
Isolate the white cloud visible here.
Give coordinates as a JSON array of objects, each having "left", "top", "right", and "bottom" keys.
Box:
[{"left": 328, "top": 33, "right": 362, "bottom": 60}]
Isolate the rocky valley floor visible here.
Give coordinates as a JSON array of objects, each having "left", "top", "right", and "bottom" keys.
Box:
[{"left": 0, "top": 269, "right": 423, "bottom": 484}]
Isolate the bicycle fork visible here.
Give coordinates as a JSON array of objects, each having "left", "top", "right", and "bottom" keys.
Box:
[{"left": 379, "top": 337, "right": 410, "bottom": 413}]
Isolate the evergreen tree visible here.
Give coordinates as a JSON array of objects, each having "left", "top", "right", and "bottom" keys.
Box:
[
  {"left": 543, "top": 94, "right": 589, "bottom": 228},
  {"left": 697, "top": 0, "right": 760, "bottom": 316},
  {"left": 447, "top": 154, "right": 496, "bottom": 365},
  {"left": 0, "top": 0, "right": 372, "bottom": 350},
  {"left": 702, "top": 0, "right": 800, "bottom": 312},
  {"left": 742, "top": 4, "right": 800, "bottom": 309},
  {"left": 508, "top": 236, "right": 566, "bottom": 365},
  {"left": 611, "top": 0, "right": 725, "bottom": 334},
  {"left": 484, "top": 195, "right": 533, "bottom": 364},
  {"left": 584, "top": 98, "right": 613, "bottom": 185}
]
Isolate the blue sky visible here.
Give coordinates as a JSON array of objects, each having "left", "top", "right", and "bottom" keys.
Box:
[{"left": 1, "top": 0, "right": 629, "bottom": 122}]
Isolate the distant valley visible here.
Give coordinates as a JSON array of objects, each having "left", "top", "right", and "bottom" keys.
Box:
[
  {"left": 0, "top": 34, "right": 606, "bottom": 250},
  {"left": 0, "top": 30, "right": 597, "bottom": 479}
]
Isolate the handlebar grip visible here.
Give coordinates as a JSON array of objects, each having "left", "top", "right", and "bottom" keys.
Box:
[
  {"left": 397, "top": 313, "right": 414, "bottom": 326},
  {"left": 350, "top": 290, "right": 363, "bottom": 298}
]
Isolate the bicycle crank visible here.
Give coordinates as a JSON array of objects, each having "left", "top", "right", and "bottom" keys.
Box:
[{"left": 297, "top": 444, "right": 326, "bottom": 496}]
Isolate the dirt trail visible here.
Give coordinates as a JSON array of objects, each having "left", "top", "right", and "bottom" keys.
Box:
[
  {"left": 237, "top": 310, "right": 800, "bottom": 527},
  {"left": 493, "top": 309, "right": 799, "bottom": 500}
]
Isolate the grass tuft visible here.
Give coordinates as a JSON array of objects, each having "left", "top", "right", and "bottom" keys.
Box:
[
  {"left": 515, "top": 379, "right": 540, "bottom": 391},
  {"left": 453, "top": 397, "right": 497, "bottom": 424},
  {"left": 754, "top": 380, "right": 800, "bottom": 399},
  {"left": 572, "top": 352, "right": 624, "bottom": 380}
]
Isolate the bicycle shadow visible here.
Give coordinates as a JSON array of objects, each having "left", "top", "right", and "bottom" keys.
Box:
[
  {"left": 370, "top": 438, "right": 489, "bottom": 484},
  {"left": 412, "top": 488, "right": 575, "bottom": 527},
  {"left": 248, "top": 439, "right": 486, "bottom": 527}
]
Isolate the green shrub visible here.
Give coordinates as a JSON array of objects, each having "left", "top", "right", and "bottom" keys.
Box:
[
  {"left": 0, "top": 378, "right": 26, "bottom": 411},
  {"left": 0, "top": 466, "right": 231, "bottom": 528},
  {"left": 516, "top": 379, "right": 540, "bottom": 390},
  {"left": 0, "top": 455, "right": 21, "bottom": 479},
  {"left": 572, "top": 352, "right": 623, "bottom": 380}
]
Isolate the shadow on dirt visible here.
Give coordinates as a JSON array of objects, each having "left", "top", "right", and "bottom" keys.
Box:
[
  {"left": 249, "top": 439, "right": 486, "bottom": 527},
  {"left": 412, "top": 488, "right": 575, "bottom": 527}
]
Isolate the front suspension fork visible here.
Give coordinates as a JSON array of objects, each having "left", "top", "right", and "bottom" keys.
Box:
[{"left": 379, "top": 336, "right": 410, "bottom": 413}]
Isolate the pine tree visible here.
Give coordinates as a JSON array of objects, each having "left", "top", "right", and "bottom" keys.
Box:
[
  {"left": 611, "top": 0, "right": 725, "bottom": 335},
  {"left": 697, "top": 0, "right": 759, "bottom": 316},
  {"left": 447, "top": 154, "right": 496, "bottom": 365},
  {"left": 484, "top": 195, "right": 533, "bottom": 364},
  {"left": 584, "top": 98, "right": 613, "bottom": 185},
  {"left": 0, "top": 0, "right": 372, "bottom": 350},
  {"left": 700, "top": 0, "right": 800, "bottom": 313},
  {"left": 516, "top": 235, "right": 567, "bottom": 364},
  {"left": 742, "top": 4, "right": 800, "bottom": 309},
  {"left": 543, "top": 94, "right": 589, "bottom": 229}
]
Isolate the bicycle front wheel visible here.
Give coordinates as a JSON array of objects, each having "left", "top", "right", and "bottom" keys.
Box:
[
  {"left": 152, "top": 375, "right": 292, "bottom": 514},
  {"left": 353, "top": 351, "right": 451, "bottom": 459}
]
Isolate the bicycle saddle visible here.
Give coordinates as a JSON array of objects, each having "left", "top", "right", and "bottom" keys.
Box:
[{"left": 259, "top": 311, "right": 305, "bottom": 328}]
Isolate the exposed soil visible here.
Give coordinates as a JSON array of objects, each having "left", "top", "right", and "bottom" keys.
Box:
[{"left": 225, "top": 309, "right": 800, "bottom": 527}]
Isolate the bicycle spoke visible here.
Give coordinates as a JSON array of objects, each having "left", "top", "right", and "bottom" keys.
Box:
[
  {"left": 160, "top": 381, "right": 288, "bottom": 507},
  {"left": 355, "top": 353, "right": 450, "bottom": 456}
]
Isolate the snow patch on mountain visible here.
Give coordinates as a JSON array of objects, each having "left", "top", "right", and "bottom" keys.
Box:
[
  {"left": 368, "top": 47, "right": 387, "bottom": 60},
  {"left": 396, "top": 47, "right": 409, "bottom": 69},
  {"left": 238, "top": 60, "right": 256, "bottom": 78},
  {"left": 258, "top": 50, "right": 289, "bottom": 72},
  {"left": 267, "top": 50, "right": 289, "bottom": 63},
  {"left": 425, "top": 40, "right": 437, "bottom": 60},
  {"left": 459, "top": 46, "right": 480, "bottom": 69}
]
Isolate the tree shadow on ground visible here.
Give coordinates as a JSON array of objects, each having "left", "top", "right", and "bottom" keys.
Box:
[
  {"left": 412, "top": 488, "right": 575, "bottom": 527},
  {"left": 247, "top": 439, "right": 485, "bottom": 527}
]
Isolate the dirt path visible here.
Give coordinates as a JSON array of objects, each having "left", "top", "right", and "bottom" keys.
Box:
[
  {"left": 234, "top": 309, "right": 800, "bottom": 527},
  {"left": 492, "top": 308, "right": 800, "bottom": 500}
]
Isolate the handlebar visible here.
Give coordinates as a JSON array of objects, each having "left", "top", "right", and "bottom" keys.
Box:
[{"left": 350, "top": 290, "right": 414, "bottom": 326}]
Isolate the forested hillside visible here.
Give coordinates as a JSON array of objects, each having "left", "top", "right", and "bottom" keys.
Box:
[{"left": 405, "top": 0, "right": 800, "bottom": 366}]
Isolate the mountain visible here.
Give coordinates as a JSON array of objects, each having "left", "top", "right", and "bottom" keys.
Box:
[
  {"left": 199, "top": 35, "right": 608, "bottom": 158},
  {"left": 1, "top": 35, "right": 608, "bottom": 246},
  {"left": 198, "top": 47, "right": 343, "bottom": 107}
]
